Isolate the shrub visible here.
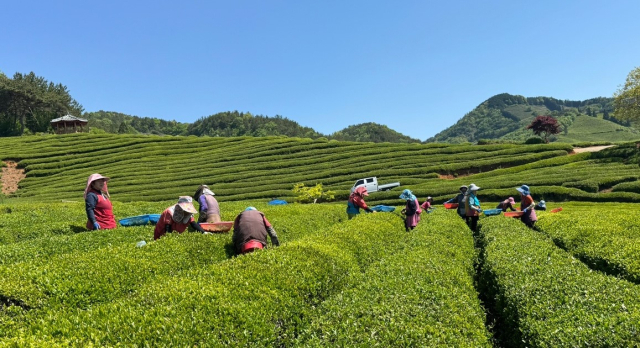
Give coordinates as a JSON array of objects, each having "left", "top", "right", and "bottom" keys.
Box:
[
  {"left": 479, "top": 217, "right": 640, "bottom": 347},
  {"left": 524, "top": 137, "right": 545, "bottom": 144}
]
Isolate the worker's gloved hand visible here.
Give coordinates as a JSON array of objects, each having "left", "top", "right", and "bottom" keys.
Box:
[
  {"left": 93, "top": 222, "right": 101, "bottom": 230},
  {"left": 523, "top": 208, "right": 528, "bottom": 213},
  {"left": 203, "top": 232, "right": 212, "bottom": 235},
  {"left": 272, "top": 236, "right": 280, "bottom": 247}
]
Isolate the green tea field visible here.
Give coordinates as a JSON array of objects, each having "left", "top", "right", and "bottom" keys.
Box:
[
  {"left": 1, "top": 133, "right": 640, "bottom": 204},
  {"left": 1, "top": 134, "right": 640, "bottom": 346},
  {"left": 0, "top": 201, "right": 639, "bottom": 346}
]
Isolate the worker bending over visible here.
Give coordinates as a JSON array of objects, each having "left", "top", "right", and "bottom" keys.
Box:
[
  {"left": 347, "top": 186, "right": 374, "bottom": 219},
  {"left": 232, "top": 207, "right": 280, "bottom": 254},
  {"left": 154, "top": 196, "right": 206, "bottom": 240},
  {"left": 194, "top": 184, "right": 221, "bottom": 223},
  {"left": 496, "top": 197, "right": 517, "bottom": 212}
]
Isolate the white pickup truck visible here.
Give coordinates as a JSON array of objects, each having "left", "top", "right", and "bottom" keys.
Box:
[{"left": 351, "top": 177, "right": 401, "bottom": 193}]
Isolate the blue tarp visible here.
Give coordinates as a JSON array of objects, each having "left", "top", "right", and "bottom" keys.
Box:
[
  {"left": 483, "top": 209, "right": 502, "bottom": 216},
  {"left": 119, "top": 214, "right": 161, "bottom": 227},
  {"left": 268, "top": 199, "right": 288, "bottom": 205},
  {"left": 371, "top": 205, "right": 396, "bottom": 212}
]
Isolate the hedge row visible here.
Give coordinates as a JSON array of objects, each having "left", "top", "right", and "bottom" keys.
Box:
[
  {"left": 0, "top": 203, "right": 345, "bottom": 325},
  {"left": 3, "top": 213, "right": 412, "bottom": 346},
  {"left": 536, "top": 204, "right": 640, "bottom": 283},
  {"left": 296, "top": 209, "right": 492, "bottom": 347},
  {"left": 478, "top": 216, "right": 640, "bottom": 347}
]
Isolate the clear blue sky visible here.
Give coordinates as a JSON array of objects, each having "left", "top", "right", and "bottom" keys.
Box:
[{"left": 3, "top": 0, "right": 639, "bottom": 140}]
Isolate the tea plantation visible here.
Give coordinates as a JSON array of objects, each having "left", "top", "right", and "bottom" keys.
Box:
[
  {"left": 1, "top": 134, "right": 640, "bottom": 346},
  {"left": 1, "top": 133, "right": 640, "bottom": 205}
]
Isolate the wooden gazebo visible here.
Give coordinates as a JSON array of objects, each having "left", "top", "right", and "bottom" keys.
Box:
[{"left": 50, "top": 115, "right": 89, "bottom": 134}]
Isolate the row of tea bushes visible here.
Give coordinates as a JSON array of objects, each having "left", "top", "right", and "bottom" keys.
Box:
[
  {"left": 0, "top": 202, "right": 345, "bottom": 262},
  {"left": 0, "top": 133, "right": 581, "bottom": 203},
  {"left": 479, "top": 217, "right": 640, "bottom": 347},
  {"left": 536, "top": 203, "right": 640, "bottom": 283},
  {"left": 3, "top": 213, "right": 412, "bottom": 346},
  {"left": 297, "top": 210, "right": 492, "bottom": 347}
]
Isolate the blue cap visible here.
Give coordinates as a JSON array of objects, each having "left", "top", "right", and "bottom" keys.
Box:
[{"left": 245, "top": 206, "right": 257, "bottom": 211}]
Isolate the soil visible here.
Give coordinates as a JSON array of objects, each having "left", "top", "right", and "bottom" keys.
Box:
[
  {"left": 571, "top": 145, "right": 615, "bottom": 154},
  {"left": 1, "top": 161, "right": 26, "bottom": 195}
]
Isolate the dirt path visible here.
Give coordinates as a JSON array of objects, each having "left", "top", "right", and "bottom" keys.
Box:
[
  {"left": 1, "top": 161, "right": 26, "bottom": 195},
  {"left": 571, "top": 145, "right": 615, "bottom": 154}
]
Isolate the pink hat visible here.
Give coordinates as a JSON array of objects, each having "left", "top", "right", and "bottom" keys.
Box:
[
  {"left": 508, "top": 197, "right": 515, "bottom": 204},
  {"left": 84, "top": 173, "right": 110, "bottom": 199},
  {"left": 177, "top": 196, "right": 197, "bottom": 214}
]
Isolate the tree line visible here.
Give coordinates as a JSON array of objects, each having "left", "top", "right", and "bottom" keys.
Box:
[{"left": 0, "top": 71, "right": 83, "bottom": 136}]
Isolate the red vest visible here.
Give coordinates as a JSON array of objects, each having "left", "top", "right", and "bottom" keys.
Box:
[{"left": 86, "top": 190, "right": 117, "bottom": 230}]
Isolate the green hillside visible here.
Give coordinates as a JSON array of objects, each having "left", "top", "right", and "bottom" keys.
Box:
[
  {"left": 428, "top": 93, "right": 639, "bottom": 143},
  {"left": 328, "top": 122, "right": 421, "bottom": 143},
  {"left": 1, "top": 133, "right": 639, "bottom": 204}
]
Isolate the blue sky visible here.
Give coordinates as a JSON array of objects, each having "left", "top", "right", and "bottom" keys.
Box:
[{"left": 2, "top": 0, "right": 639, "bottom": 140}]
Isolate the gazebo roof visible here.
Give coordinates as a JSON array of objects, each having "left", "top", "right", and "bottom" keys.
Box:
[{"left": 50, "top": 115, "right": 88, "bottom": 123}]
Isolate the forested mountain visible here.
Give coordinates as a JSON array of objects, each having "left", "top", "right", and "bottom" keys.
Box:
[
  {"left": 329, "top": 122, "right": 421, "bottom": 143},
  {"left": 427, "top": 93, "right": 637, "bottom": 143},
  {"left": 84, "top": 111, "right": 189, "bottom": 135},
  {"left": 187, "top": 111, "right": 323, "bottom": 138},
  {"left": 4, "top": 70, "right": 636, "bottom": 144}
]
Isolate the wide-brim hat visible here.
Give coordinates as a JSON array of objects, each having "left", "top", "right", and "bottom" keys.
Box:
[
  {"left": 177, "top": 196, "right": 197, "bottom": 214},
  {"left": 459, "top": 185, "right": 468, "bottom": 190},
  {"left": 508, "top": 197, "right": 515, "bottom": 204},
  {"left": 468, "top": 183, "right": 480, "bottom": 191},
  {"left": 89, "top": 173, "right": 110, "bottom": 183},
  {"left": 516, "top": 185, "right": 530, "bottom": 195},
  {"left": 399, "top": 189, "right": 413, "bottom": 200}
]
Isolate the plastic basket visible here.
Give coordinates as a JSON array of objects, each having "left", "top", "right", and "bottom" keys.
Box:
[
  {"left": 119, "top": 215, "right": 151, "bottom": 227},
  {"left": 504, "top": 211, "right": 524, "bottom": 218},
  {"left": 483, "top": 209, "right": 502, "bottom": 216},
  {"left": 550, "top": 207, "right": 563, "bottom": 213},
  {"left": 200, "top": 221, "right": 234, "bottom": 233},
  {"left": 444, "top": 203, "right": 458, "bottom": 209}
]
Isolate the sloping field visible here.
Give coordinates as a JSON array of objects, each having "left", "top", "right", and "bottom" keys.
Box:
[
  {"left": 1, "top": 200, "right": 640, "bottom": 346},
  {"left": 1, "top": 133, "right": 639, "bottom": 205}
]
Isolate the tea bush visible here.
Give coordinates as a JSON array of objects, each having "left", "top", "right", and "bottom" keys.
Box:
[
  {"left": 297, "top": 210, "right": 492, "bottom": 347},
  {"left": 479, "top": 216, "right": 640, "bottom": 347}
]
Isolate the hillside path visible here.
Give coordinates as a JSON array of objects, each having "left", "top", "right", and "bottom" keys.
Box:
[
  {"left": 1, "top": 161, "right": 26, "bottom": 195},
  {"left": 571, "top": 145, "right": 615, "bottom": 154}
]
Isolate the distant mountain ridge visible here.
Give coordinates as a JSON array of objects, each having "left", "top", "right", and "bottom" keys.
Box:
[
  {"left": 84, "top": 110, "right": 421, "bottom": 143},
  {"left": 427, "top": 93, "right": 639, "bottom": 143},
  {"left": 84, "top": 93, "right": 639, "bottom": 144}
]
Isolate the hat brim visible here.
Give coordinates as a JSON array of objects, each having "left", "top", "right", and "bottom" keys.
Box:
[
  {"left": 178, "top": 202, "right": 197, "bottom": 214},
  {"left": 91, "top": 175, "right": 110, "bottom": 182}
]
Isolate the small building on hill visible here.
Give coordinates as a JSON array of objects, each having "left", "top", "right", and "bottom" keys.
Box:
[{"left": 50, "top": 115, "right": 89, "bottom": 134}]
